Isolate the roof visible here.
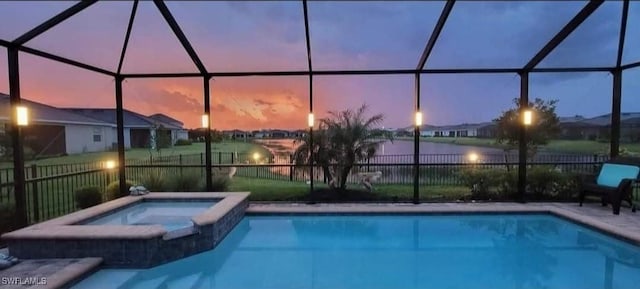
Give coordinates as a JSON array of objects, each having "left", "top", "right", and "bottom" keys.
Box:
[
  {"left": 148, "top": 114, "right": 184, "bottom": 128},
  {"left": 579, "top": 112, "right": 640, "bottom": 126},
  {"left": 0, "top": 93, "right": 112, "bottom": 127},
  {"left": 419, "top": 122, "right": 496, "bottom": 131},
  {"left": 559, "top": 116, "right": 587, "bottom": 123},
  {"left": 62, "top": 108, "right": 154, "bottom": 128}
]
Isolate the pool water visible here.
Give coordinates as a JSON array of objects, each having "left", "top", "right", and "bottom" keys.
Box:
[
  {"left": 82, "top": 201, "right": 216, "bottom": 231},
  {"left": 72, "top": 214, "right": 640, "bottom": 289}
]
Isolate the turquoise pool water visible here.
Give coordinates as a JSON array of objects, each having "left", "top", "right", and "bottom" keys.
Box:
[
  {"left": 82, "top": 201, "right": 216, "bottom": 231},
  {"left": 72, "top": 214, "right": 640, "bottom": 289}
]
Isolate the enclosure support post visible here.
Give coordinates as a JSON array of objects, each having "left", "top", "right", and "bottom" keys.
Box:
[
  {"left": 517, "top": 73, "right": 529, "bottom": 202},
  {"left": 8, "top": 46, "right": 28, "bottom": 227},
  {"left": 413, "top": 73, "right": 421, "bottom": 204},
  {"left": 115, "top": 76, "right": 127, "bottom": 196},
  {"left": 204, "top": 77, "right": 213, "bottom": 191},
  {"left": 610, "top": 70, "right": 622, "bottom": 158}
]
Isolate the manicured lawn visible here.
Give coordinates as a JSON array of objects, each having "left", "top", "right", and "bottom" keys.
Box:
[
  {"left": 228, "top": 176, "right": 469, "bottom": 201},
  {"left": 0, "top": 141, "right": 272, "bottom": 168},
  {"left": 412, "top": 137, "right": 640, "bottom": 155}
]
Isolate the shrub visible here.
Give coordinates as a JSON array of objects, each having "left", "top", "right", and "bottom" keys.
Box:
[
  {"left": 174, "top": 139, "right": 192, "bottom": 146},
  {"left": 105, "top": 179, "right": 136, "bottom": 200},
  {"left": 74, "top": 186, "right": 102, "bottom": 209},
  {"left": 140, "top": 169, "right": 167, "bottom": 192},
  {"left": 495, "top": 170, "right": 518, "bottom": 198},
  {"left": 211, "top": 175, "right": 230, "bottom": 192},
  {"left": 169, "top": 173, "right": 203, "bottom": 192},
  {"left": 527, "top": 166, "right": 563, "bottom": 197},
  {"left": 0, "top": 203, "right": 17, "bottom": 234},
  {"left": 458, "top": 167, "right": 503, "bottom": 199}
]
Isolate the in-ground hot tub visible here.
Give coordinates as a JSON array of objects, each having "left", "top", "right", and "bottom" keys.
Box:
[
  {"left": 1, "top": 192, "right": 249, "bottom": 268},
  {"left": 81, "top": 199, "right": 217, "bottom": 232}
]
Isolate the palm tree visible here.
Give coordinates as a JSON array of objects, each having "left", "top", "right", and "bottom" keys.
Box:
[{"left": 293, "top": 104, "right": 393, "bottom": 191}]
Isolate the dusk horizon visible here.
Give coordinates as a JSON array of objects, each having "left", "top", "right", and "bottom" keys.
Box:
[{"left": 1, "top": 1, "right": 639, "bottom": 130}]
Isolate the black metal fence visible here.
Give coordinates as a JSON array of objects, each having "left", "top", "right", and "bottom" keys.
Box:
[{"left": 0, "top": 153, "right": 609, "bottom": 228}]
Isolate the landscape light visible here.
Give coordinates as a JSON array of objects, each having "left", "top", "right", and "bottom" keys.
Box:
[
  {"left": 252, "top": 152, "right": 260, "bottom": 162},
  {"left": 308, "top": 113, "right": 314, "bottom": 128},
  {"left": 16, "top": 106, "right": 29, "bottom": 126},
  {"left": 415, "top": 111, "right": 423, "bottom": 127},
  {"left": 104, "top": 160, "right": 117, "bottom": 169},
  {"left": 523, "top": 109, "right": 533, "bottom": 126},
  {"left": 201, "top": 114, "right": 209, "bottom": 128},
  {"left": 468, "top": 152, "right": 479, "bottom": 163}
]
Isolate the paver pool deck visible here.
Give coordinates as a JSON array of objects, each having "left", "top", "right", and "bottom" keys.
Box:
[{"left": 1, "top": 201, "right": 639, "bottom": 289}]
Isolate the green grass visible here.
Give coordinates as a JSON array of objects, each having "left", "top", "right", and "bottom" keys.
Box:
[
  {"left": 412, "top": 137, "right": 640, "bottom": 155},
  {"left": 0, "top": 141, "right": 272, "bottom": 168},
  {"left": 228, "top": 176, "right": 469, "bottom": 202}
]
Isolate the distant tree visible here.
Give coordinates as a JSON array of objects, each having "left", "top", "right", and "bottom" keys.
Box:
[
  {"left": 293, "top": 104, "right": 393, "bottom": 191},
  {"left": 211, "top": 129, "right": 224, "bottom": 143},
  {"left": 494, "top": 98, "right": 560, "bottom": 158}
]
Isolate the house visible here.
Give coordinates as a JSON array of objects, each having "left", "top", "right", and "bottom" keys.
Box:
[
  {"left": 268, "top": 129, "right": 289, "bottom": 138},
  {"left": 419, "top": 122, "right": 496, "bottom": 138},
  {"left": 148, "top": 113, "right": 189, "bottom": 142},
  {"left": 0, "top": 94, "right": 115, "bottom": 155},
  {"left": 222, "top": 130, "right": 249, "bottom": 139},
  {"left": 558, "top": 112, "right": 640, "bottom": 141},
  {"left": 289, "top": 130, "right": 307, "bottom": 138},
  {"left": 63, "top": 108, "right": 186, "bottom": 149},
  {"left": 0, "top": 94, "right": 190, "bottom": 155}
]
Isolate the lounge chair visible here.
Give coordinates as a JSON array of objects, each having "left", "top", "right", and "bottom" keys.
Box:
[{"left": 579, "top": 157, "right": 640, "bottom": 215}]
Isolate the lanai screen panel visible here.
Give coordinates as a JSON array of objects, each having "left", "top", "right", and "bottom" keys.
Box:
[
  {"left": 0, "top": 1, "right": 79, "bottom": 41},
  {"left": 426, "top": 1, "right": 585, "bottom": 69},
  {"left": 25, "top": 1, "right": 132, "bottom": 72},
  {"left": 307, "top": 1, "right": 444, "bottom": 70},
  {"left": 166, "top": 1, "right": 309, "bottom": 73},
  {"left": 538, "top": 1, "right": 623, "bottom": 68},
  {"left": 622, "top": 1, "right": 640, "bottom": 65}
]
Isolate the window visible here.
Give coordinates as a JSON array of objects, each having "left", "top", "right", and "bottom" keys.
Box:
[{"left": 93, "top": 134, "right": 101, "bottom": 142}]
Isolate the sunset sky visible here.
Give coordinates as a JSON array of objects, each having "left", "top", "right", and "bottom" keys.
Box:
[{"left": 0, "top": 1, "right": 639, "bottom": 129}]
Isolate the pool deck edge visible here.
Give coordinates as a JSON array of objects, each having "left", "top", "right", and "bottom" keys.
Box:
[{"left": 247, "top": 202, "right": 640, "bottom": 245}]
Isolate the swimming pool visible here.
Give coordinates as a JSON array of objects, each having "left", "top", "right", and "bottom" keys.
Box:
[
  {"left": 71, "top": 214, "right": 640, "bottom": 289},
  {"left": 82, "top": 200, "right": 217, "bottom": 231}
]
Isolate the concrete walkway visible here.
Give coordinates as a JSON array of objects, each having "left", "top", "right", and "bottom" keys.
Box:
[{"left": 0, "top": 258, "right": 101, "bottom": 289}]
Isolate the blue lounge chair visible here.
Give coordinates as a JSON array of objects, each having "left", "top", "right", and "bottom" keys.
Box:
[{"left": 579, "top": 157, "right": 640, "bottom": 215}]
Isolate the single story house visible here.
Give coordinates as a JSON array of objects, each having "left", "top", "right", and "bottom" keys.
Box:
[
  {"left": 558, "top": 112, "right": 640, "bottom": 141},
  {"left": 418, "top": 122, "right": 497, "bottom": 138},
  {"left": 64, "top": 108, "right": 187, "bottom": 149},
  {"left": 0, "top": 94, "right": 189, "bottom": 156},
  {"left": 1, "top": 94, "right": 115, "bottom": 156}
]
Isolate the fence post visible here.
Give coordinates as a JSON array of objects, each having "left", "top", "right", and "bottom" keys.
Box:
[
  {"left": 289, "top": 154, "right": 294, "bottom": 181},
  {"left": 179, "top": 154, "right": 183, "bottom": 175},
  {"left": 200, "top": 152, "right": 204, "bottom": 177},
  {"left": 30, "top": 164, "right": 39, "bottom": 223},
  {"left": 231, "top": 152, "right": 235, "bottom": 164},
  {"left": 218, "top": 152, "right": 222, "bottom": 164}
]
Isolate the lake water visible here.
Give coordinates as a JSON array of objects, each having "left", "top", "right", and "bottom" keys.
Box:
[{"left": 256, "top": 139, "right": 599, "bottom": 164}]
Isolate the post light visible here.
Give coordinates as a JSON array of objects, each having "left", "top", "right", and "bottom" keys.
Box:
[
  {"left": 468, "top": 152, "right": 479, "bottom": 163},
  {"left": 16, "top": 106, "right": 29, "bottom": 126},
  {"left": 415, "top": 111, "right": 423, "bottom": 127},
  {"left": 523, "top": 109, "right": 533, "bottom": 126},
  {"left": 252, "top": 152, "right": 260, "bottom": 163},
  {"left": 308, "top": 113, "right": 314, "bottom": 128},
  {"left": 104, "top": 160, "right": 117, "bottom": 169},
  {"left": 201, "top": 114, "right": 209, "bottom": 128}
]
